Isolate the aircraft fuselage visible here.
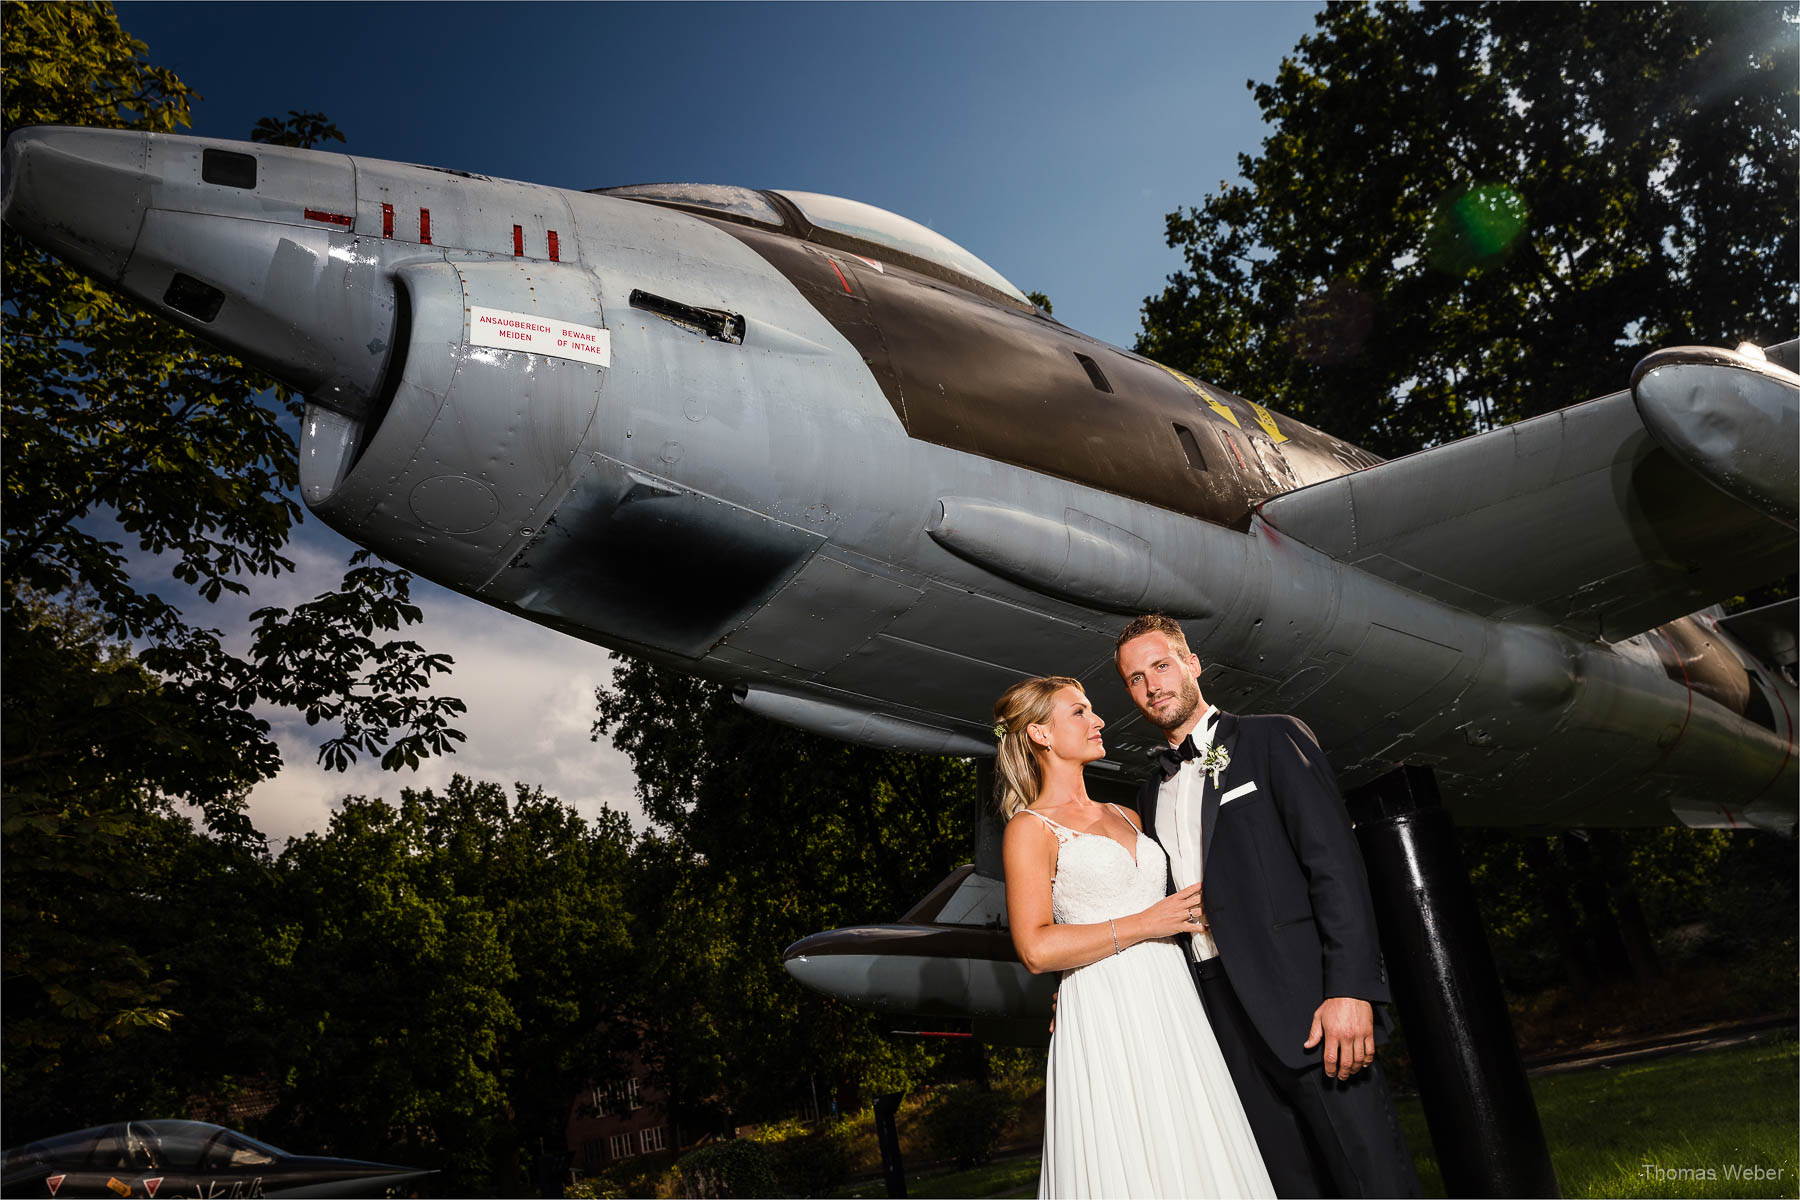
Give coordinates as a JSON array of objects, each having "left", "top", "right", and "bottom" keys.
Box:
[{"left": 4, "top": 127, "right": 1792, "bottom": 833}]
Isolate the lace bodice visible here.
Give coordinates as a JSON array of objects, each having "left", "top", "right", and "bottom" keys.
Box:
[{"left": 1024, "top": 806, "right": 1170, "bottom": 926}]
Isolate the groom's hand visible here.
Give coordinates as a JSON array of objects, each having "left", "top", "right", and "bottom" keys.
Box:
[{"left": 1304, "top": 996, "right": 1375, "bottom": 1079}]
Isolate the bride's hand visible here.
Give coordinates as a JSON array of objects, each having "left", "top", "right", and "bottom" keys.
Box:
[{"left": 1138, "top": 882, "right": 1207, "bottom": 938}]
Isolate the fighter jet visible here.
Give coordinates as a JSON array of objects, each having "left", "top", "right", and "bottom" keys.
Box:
[
  {"left": 4, "top": 127, "right": 1795, "bottom": 1036},
  {"left": 0, "top": 1119, "right": 433, "bottom": 1198}
]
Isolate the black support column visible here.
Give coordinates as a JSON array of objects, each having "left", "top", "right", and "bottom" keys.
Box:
[
  {"left": 873, "top": 1092, "right": 908, "bottom": 1198},
  {"left": 973, "top": 758, "right": 1005, "bottom": 878},
  {"left": 1345, "top": 765, "right": 1560, "bottom": 1198}
]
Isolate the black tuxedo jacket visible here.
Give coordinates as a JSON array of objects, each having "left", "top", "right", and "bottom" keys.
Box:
[{"left": 1137, "top": 711, "right": 1390, "bottom": 1071}]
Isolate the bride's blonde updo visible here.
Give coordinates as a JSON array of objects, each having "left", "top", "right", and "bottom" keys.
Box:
[{"left": 993, "top": 675, "right": 1085, "bottom": 819}]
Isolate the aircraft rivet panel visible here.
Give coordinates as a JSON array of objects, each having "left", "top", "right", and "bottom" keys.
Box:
[
  {"left": 723, "top": 555, "right": 924, "bottom": 675},
  {"left": 124, "top": 212, "right": 389, "bottom": 408},
  {"left": 139, "top": 131, "right": 357, "bottom": 236},
  {"left": 486, "top": 456, "right": 826, "bottom": 660},
  {"left": 297, "top": 259, "right": 607, "bottom": 593},
  {"left": 351, "top": 157, "right": 573, "bottom": 263}
]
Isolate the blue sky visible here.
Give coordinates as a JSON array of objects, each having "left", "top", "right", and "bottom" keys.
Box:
[{"left": 110, "top": 1, "right": 1324, "bottom": 844}]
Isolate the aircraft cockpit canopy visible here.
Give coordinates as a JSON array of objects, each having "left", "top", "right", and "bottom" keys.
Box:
[
  {"left": 3, "top": 1120, "right": 280, "bottom": 1174},
  {"left": 596, "top": 183, "right": 1030, "bottom": 308},
  {"left": 773, "top": 191, "right": 1029, "bottom": 305}
]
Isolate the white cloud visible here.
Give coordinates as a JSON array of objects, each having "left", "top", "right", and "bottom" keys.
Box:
[
  {"left": 89, "top": 482, "right": 655, "bottom": 849},
  {"left": 97, "top": 509, "right": 647, "bottom": 849},
  {"left": 248, "top": 580, "right": 644, "bottom": 850}
]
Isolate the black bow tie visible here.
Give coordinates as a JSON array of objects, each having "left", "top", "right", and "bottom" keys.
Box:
[{"left": 1158, "top": 734, "right": 1200, "bottom": 781}]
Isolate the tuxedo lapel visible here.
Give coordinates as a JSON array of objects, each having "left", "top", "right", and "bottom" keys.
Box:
[{"left": 1199, "top": 711, "right": 1239, "bottom": 880}]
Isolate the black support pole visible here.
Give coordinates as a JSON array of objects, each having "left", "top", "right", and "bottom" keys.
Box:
[
  {"left": 973, "top": 758, "right": 1004, "bottom": 879},
  {"left": 1345, "top": 765, "right": 1560, "bottom": 1198},
  {"left": 873, "top": 1092, "right": 908, "bottom": 1198}
]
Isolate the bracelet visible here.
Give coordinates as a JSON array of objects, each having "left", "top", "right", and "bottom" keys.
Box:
[{"left": 1109, "top": 918, "right": 1120, "bottom": 955}]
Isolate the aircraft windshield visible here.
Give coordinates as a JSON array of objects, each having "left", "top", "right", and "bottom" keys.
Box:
[
  {"left": 776, "top": 190, "right": 1029, "bottom": 305},
  {"left": 2, "top": 1127, "right": 97, "bottom": 1170}
]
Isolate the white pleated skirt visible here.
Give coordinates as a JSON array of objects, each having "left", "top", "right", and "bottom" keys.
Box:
[{"left": 1040, "top": 937, "right": 1275, "bottom": 1199}]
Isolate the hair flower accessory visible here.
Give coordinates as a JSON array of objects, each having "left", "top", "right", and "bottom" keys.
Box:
[
  {"left": 1199, "top": 743, "right": 1230, "bottom": 786},
  {"left": 993, "top": 721, "right": 1008, "bottom": 741}
]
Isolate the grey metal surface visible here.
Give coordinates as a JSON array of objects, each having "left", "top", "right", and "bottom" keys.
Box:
[
  {"left": 1632, "top": 345, "right": 1800, "bottom": 529},
  {"left": 1257, "top": 383, "right": 1795, "bottom": 641},
  {"left": 1717, "top": 599, "right": 1799, "bottom": 671},
  {"left": 782, "top": 931, "right": 1058, "bottom": 1019}
]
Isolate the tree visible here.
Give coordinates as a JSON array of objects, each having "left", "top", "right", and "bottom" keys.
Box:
[
  {"left": 266, "top": 776, "right": 635, "bottom": 1194},
  {"left": 592, "top": 657, "right": 974, "bottom": 1134},
  {"left": 2, "top": 0, "right": 464, "bottom": 1126},
  {"left": 2, "top": 0, "right": 465, "bottom": 792},
  {"left": 1138, "top": 1, "right": 1797, "bottom": 458},
  {"left": 250, "top": 109, "right": 346, "bottom": 150}
]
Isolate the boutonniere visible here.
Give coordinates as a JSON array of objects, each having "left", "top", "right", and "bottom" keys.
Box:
[{"left": 1199, "top": 744, "right": 1230, "bottom": 787}]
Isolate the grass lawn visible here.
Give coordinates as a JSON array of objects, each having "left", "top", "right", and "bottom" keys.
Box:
[
  {"left": 1397, "top": 1033, "right": 1796, "bottom": 1198},
  {"left": 832, "top": 1033, "right": 1797, "bottom": 1199},
  {"left": 832, "top": 1154, "right": 1039, "bottom": 1199}
]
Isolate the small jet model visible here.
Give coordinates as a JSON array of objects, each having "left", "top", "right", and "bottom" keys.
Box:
[
  {"left": 0, "top": 1119, "right": 433, "bottom": 1198},
  {"left": 4, "top": 127, "right": 1795, "bottom": 1036}
]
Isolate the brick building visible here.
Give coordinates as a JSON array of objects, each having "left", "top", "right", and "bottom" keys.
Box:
[{"left": 565, "top": 1058, "right": 687, "bottom": 1176}]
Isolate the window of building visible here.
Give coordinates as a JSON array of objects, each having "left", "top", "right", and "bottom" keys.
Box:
[
  {"left": 608, "top": 1133, "right": 633, "bottom": 1160},
  {"left": 626, "top": 1078, "right": 643, "bottom": 1111},
  {"left": 639, "top": 1126, "right": 666, "bottom": 1154},
  {"left": 583, "top": 1139, "right": 604, "bottom": 1168}
]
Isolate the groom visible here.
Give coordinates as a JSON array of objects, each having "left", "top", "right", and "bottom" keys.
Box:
[{"left": 1115, "top": 614, "right": 1420, "bottom": 1199}]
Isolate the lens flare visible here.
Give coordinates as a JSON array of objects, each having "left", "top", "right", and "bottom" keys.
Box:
[{"left": 1427, "top": 184, "right": 1528, "bottom": 274}]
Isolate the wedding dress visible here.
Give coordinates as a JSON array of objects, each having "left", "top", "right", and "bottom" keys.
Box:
[{"left": 1025, "top": 805, "right": 1274, "bottom": 1199}]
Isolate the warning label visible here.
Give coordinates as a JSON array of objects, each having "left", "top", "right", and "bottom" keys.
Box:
[{"left": 468, "top": 306, "right": 612, "bottom": 367}]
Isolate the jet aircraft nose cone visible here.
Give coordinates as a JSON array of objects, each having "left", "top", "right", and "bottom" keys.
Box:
[
  {"left": 1, "top": 125, "right": 150, "bottom": 283},
  {"left": 4, "top": 126, "right": 393, "bottom": 412}
]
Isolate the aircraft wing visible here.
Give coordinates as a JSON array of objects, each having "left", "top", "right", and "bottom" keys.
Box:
[{"left": 1258, "top": 346, "right": 1798, "bottom": 642}]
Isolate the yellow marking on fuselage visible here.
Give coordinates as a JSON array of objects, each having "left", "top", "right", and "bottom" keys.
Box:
[
  {"left": 1245, "top": 400, "right": 1289, "bottom": 444},
  {"left": 1150, "top": 361, "right": 1241, "bottom": 428}
]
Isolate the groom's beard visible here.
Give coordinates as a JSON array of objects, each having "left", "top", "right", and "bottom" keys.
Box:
[{"left": 1145, "top": 674, "right": 1201, "bottom": 732}]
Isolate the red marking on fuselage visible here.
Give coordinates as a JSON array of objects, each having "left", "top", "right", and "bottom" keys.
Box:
[
  {"left": 419, "top": 208, "right": 432, "bottom": 244},
  {"left": 1222, "top": 430, "right": 1249, "bottom": 472},
  {"left": 513, "top": 224, "right": 524, "bottom": 257},
  {"left": 302, "top": 208, "right": 353, "bottom": 228},
  {"left": 46, "top": 1175, "right": 65, "bottom": 1197},
  {"left": 143, "top": 1177, "right": 163, "bottom": 1197},
  {"left": 381, "top": 203, "right": 394, "bottom": 238},
  {"left": 547, "top": 230, "right": 560, "bottom": 261},
  {"left": 827, "top": 258, "right": 853, "bottom": 294}
]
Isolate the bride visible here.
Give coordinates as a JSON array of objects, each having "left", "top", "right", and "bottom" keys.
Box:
[{"left": 997, "top": 675, "right": 1274, "bottom": 1199}]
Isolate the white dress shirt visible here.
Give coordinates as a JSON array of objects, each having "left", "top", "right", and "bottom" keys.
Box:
[{"left": 1154, "top": 707, "right": 1220, "bottom": 961}]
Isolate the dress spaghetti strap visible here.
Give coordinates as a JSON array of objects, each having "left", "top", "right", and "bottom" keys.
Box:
[
  {"left": 1107, "top": 802, "right": 1143, "bottom": 834},
  {"left": 1024, "top": 809, "right": 1075, "bottom": 842}
]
